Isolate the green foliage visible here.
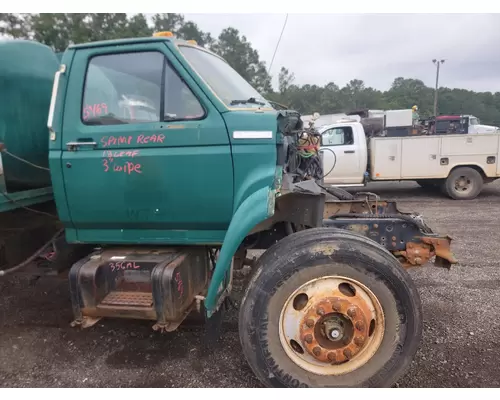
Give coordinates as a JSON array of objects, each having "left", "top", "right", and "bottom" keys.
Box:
[
  {"left": 210, "top": 27, "right": 272, "bottom": 93},
  {"left": 1, "top": 13, "right": 499, "bottom": 125},
  {"left": 0, "top": 13, "right": 269, "bottom": 92},
  {"left": 267, "top": 69, "right": 500, "bottom": 126}
]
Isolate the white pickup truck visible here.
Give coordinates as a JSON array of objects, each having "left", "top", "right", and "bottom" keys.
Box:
[{"left": 319, "top": 120, "right": 500, "bottom": 200}]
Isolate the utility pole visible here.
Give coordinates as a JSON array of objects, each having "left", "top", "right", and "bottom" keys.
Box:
[{"left": 432, "top": 59, "right": 445, "bottom": 116}]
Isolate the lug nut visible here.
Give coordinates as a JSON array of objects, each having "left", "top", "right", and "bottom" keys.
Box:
[
  {"left": 306, "top": 319, "right": 315, "bottom": 328},
  {"left": 332, "top": 300, "right": 341, "bottom": 311},
  {"left": 355, "top": 321, "right": 365, "bottom": 331},
  {"left": 316, "top": 307, "right": 325, "bottom": 316},
  {"left": 304, "top": 334, "right": 313, "bottom": 344},
  {"left": 354, "top": 337, "right": 365, "bottom": 347},
  {"left": 313, "top": 347, "right": 322, "bottom": 356},
  {"left": 343, "top": 348, "right": 353, "bottom": 359},
  {"left": 347, "top": 307, "right": 357, "bottom": 318},
  {"left": 327, "top": 352, "right": 337, "bottom": 362}
]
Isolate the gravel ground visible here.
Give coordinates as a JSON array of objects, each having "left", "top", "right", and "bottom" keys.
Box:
[{"left": 1, "top": 180, "right": 500, "bottom": 388}]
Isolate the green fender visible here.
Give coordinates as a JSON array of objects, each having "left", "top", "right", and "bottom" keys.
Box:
[{"left": 204, "top": 186, "right": 275, "bottom": 316}]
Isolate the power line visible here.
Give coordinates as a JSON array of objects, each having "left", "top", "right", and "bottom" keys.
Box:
[{"left": 268, "top": 13, "right": 288, "bottom": 74}]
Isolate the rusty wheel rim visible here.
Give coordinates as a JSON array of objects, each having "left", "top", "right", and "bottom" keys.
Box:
[{"left": 278, "top": 276, "right": 385, "bottom": 376}]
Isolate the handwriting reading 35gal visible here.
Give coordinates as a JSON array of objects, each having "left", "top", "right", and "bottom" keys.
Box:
[{"left": 109, "top": 261, "right": 141, "bottom": 272}]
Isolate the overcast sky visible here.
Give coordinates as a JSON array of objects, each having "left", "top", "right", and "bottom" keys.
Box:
[{"left": 184, "top": 13, "right": 500, "bottom": 93}]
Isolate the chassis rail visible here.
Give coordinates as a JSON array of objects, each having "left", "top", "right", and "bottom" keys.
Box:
[{"left": 322, "top": 198, "right": 457, "bottom": 269}]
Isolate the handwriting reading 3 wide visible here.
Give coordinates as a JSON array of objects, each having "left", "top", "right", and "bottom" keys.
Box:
[
  {"left": 101, "top": 150, "right": 142, "bottom": 175},
  {"left": 100, "top": 134, "right": 166, "bottom": 148}
]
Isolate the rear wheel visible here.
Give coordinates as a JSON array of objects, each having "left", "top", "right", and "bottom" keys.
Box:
[
  {"left": 239, "top": 228, "right": 422, "bottom": 388},
  {"left": 442, "top": 167, "right": 483, "bottom": 200}
]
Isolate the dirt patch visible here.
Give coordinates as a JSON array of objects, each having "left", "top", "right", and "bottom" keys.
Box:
[{"left": 1, "top": 180, "right": 500, "bottom": 387}]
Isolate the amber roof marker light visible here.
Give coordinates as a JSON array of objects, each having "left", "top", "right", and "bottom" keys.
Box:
[{"left": 153, "top": 31, "right": 174, "bottom": 37}]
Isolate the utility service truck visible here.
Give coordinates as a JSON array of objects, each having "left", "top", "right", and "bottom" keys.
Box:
[
  {"left": 319, "top": 112, "right": 500, "bottom": 200},
  {"left": 0, "top": 34, "right": 458, "bottom": 388}
]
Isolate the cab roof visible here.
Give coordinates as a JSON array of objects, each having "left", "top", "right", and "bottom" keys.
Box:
[{"left": 68, "top": 36, "right": 196, "bottom": 50}]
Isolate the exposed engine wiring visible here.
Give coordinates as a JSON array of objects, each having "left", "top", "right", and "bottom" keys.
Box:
[{"left": 293, "top": 129, "right": 324, "bottom": 181}]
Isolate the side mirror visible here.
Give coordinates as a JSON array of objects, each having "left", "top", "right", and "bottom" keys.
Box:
[{"left": 312, "top": 112, "right": 320, "bottom": 121}]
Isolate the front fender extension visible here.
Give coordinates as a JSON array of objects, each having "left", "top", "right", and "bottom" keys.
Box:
[{"left": 204, "top": 186, "right": 274, "bottom": 317}]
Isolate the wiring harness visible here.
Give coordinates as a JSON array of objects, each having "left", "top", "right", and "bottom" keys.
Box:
[
  {"left": 295, "top": 129, "right": 324, "bottom": 181},
  {"left": 286, "top": 122, "right": 337, "bottom": 183}
]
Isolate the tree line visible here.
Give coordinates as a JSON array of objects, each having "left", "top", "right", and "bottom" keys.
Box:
[{"left": 2, "top": 13, "right": 500, "bottom": 126}]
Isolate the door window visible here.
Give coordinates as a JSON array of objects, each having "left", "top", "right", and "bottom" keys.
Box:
[
  {"left": 164, "top": 62, "right": 205, "bottom": 121},
  {"left": 82, "top": 52, "right": 163, "bottom": 124},
  {"left": 82, "top": 51, "right": 204, "bottom": 125},
  {"left": 322, "top": 127, "right": 354, "bottom": 146}
]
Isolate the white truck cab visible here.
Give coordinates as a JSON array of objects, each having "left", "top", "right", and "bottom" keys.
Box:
[
  {"left": 465, "top": 115, "right": 499, "bottom": 134},
  {"left": 319, "top": 120, "right": 367, "bottom": 185}
]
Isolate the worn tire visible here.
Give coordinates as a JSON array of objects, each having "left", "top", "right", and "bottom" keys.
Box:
[
  {"left": 443, "top": 167, "right": 483, "bottom": 200},
  {"left": 238, "top": 227, "right": 422, "bottom": 388}
]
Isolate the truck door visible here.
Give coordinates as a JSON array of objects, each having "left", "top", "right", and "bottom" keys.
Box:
[
  {"left": 59, "top": 43, "right": 234, "bottom": 244},
  {"left": 320, "top": 125, "right": 364, "bottom": 184}
]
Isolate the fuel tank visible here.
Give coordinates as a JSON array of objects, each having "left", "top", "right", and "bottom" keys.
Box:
[
  {"left": 68, "top": 247, "right": 210, "bottom": 330},
  {"left": 0, "top": 40, "right": 59, "bottom": 191}
]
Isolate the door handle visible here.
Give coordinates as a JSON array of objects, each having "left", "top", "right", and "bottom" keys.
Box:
[
  {"left": 66, "top": 141, "right": 97, "bottom": 151},
  {"left": 344, "top": 150, "right": 355, "bottom": 154}
]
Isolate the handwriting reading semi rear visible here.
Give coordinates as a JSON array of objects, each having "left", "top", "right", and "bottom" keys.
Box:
[{"left": 100, "top": 134, "right": 166, "bottom": 148}]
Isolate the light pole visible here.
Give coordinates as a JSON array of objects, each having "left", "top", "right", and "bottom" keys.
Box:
[{"left": 432, "top": 59, "right": 445, "bottom": 116}]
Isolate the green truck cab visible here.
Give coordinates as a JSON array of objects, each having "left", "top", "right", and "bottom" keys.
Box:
[
  {"left": 1, "top": 33, "right": 458, "bottom": 388},
  {"left": 49, "top": 35, "right": 285, "bottom": 314}
]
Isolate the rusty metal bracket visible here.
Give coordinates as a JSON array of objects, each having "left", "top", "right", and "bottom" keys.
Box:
[
  {"left": 421, "top": 236, "right": 458, "bottom": 269},
  {"left": 394, "top": 241, "right": 432, "bottom": 268},
  {"left": 394, "top": 236, "right": 457, "bottom": 269}
]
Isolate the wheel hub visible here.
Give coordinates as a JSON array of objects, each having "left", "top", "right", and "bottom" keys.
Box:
[
  {"left": 279, "top": 276, "right": 385, "bottom": 376},
  {"left": 324, "top": 318, "right": 343, "bottom": 341},
  {"left": 455, "top": 176, "right": 471, "bottom": 191},
  {"left": 300, "top": 297, "right": 370, "bottom": 364}
]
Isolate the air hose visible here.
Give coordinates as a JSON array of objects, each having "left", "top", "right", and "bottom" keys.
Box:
[{"left": 0, "top": 228, "right": 64, "bottom": 277}]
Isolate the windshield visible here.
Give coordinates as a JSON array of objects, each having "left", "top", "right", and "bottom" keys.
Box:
[
  {"left": 179, "top": 45, "right": 271, "bottom": 109},
  {"left": 470, "top": 117, "right": 479, "bottom": 125}
]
